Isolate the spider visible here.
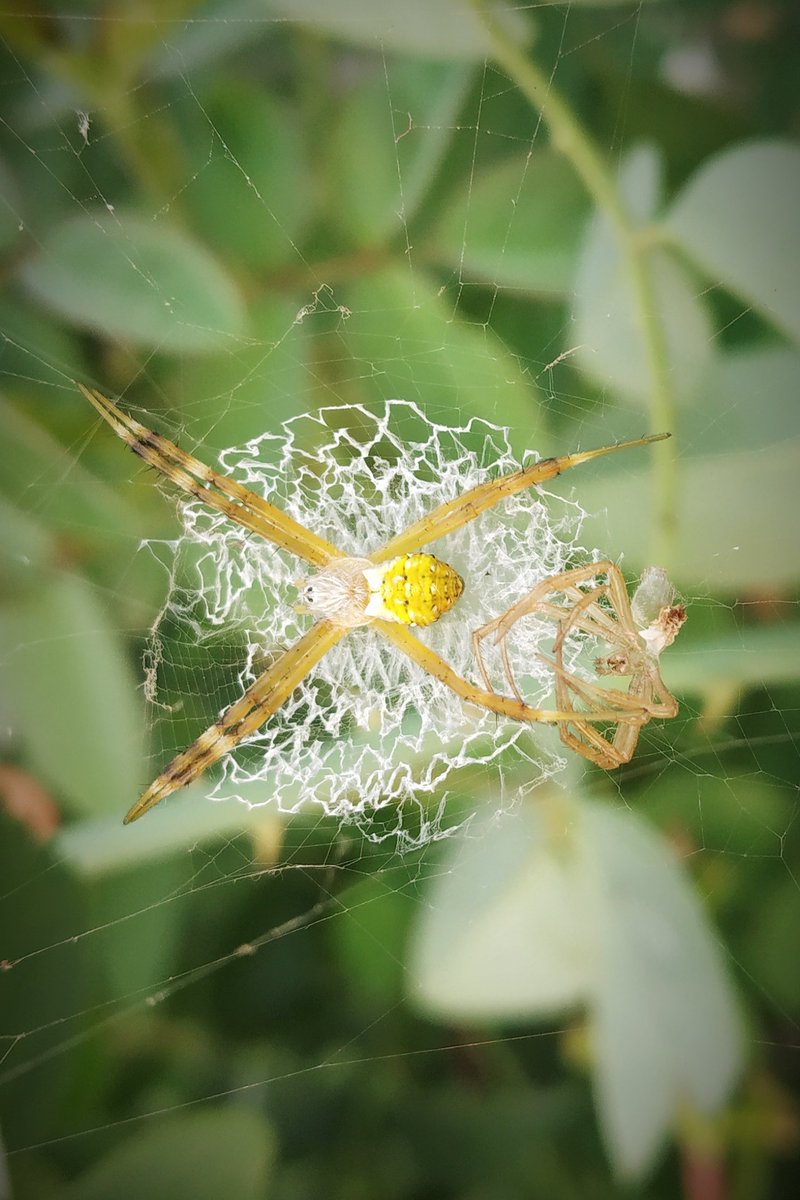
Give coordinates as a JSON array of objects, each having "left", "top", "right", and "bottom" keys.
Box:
[
  {"left": 473, "top": 563, "right": 686, "bottom": 770},
  {"left": 80, "top": 385, "right": 671, "bottom": 824}
]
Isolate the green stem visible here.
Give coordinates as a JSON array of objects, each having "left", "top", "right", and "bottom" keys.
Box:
[{"left": 467, "top": 2, "right": 678, "bottom": 565}]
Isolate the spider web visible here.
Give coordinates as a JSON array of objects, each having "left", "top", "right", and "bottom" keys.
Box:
[
  {"left": 1, "top": 2, "right": 799, "bottom": 1196},
  {"left": 146, "top": 399, "right": 584, "bottom": 846}
]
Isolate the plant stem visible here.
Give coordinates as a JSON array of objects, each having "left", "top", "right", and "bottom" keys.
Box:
[{"left": 468, "top": 2, "right": 678, "bottom": 565}]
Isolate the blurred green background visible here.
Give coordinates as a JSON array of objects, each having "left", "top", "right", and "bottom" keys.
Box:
[{"left": 1, "top": 1, "right": 799, "bottom": 1197}]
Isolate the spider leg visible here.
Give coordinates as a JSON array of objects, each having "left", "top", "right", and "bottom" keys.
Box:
[
  {"left": 472, "top": 563, "right": 622, "bottom": 697},
  {"left": 80, "top": 385, "right": 343, "bottom": 568},
  {"left": 378, "top": 621, "right": 635, "bottom": 726},
  {"left": 370, "top": 433, "right": 669, "bottom": 562},
  {"left": 123, "top": 620, "right": 347, "bottom": 823}
]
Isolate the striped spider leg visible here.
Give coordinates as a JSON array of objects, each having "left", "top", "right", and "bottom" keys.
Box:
[
  {"left": 81, "top": 385, "right": 668, "bottom": 822},
  {"left": 473, "top": 563, "right": 687, "bottom": 769}
]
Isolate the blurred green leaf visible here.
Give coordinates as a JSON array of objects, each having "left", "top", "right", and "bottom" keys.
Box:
[
  {"left": 182, "top": 79, "right": 313, "bottom": 270},
  {"left": 0, "top": 396, "right": 140, "bottom": 545},
  {"left": 55, "top": 782, "right": 272, "bottom": 876},
  {"left": 681, "top": 344, "right": 800, "bottom": 450},
  {"left": 0, "top": 152, "right": 23, "bottom": 252},
  {"left": 163, "top": 295, "right": 312, "bottom": 449},
  {"left": 0, "top": 493, "right": 54, "bottom": 589},
  {"left": 585, "top": 802, "right": 743, "bottom": 1179},
  {"left": 341, "top": 266, "right": 542, "bottom": 446},
  {"left": 576, "top": 439, "right": 800, "bottom": 590},
  {"left": 409, "top": 792, "right": 743, "bottom": 1179},
  {"left": 409, "top": 796, "right": 595, "bottom": 1019},
  {"left": 261, "top": 0, "right": 529, "bottom": 60},
  {"left": 146, "top": 0, "right": 272, "bottom": 80},
  {"left": 17, "top": 211, "right": 247, "bottom": 353},
  {"left": 0, "top": 290, "right": 86, "bottom": 394},
  {"left": 87, "top": 857, "right": 191, "bottom": 998},
  {"left": 740, "top": 875, "right": 800, "bottom": 1013},
  {"left": 665, "top": 622, "right": 800, "bottom": 694},
  {"left": 0, "top": 572, "right": 145, "bottom": 816},
  {"left": 572, "top": 146, "right": 714, "bottom": 407},
  {"left": 329, "top": 60, "right": 470, "bottom": 245},
  {"left": 0, "top": 814, "right": 92, "bottom": 1149},
  {"left": 665, "top": 140, "right": 800, "bottom": 343},
  {"left": 646, "top": 774, "right": 791, "bottom": 859},
  {"left": 57, "top": 1108, "right": 275, "bottom": 1200},
  {"left": 336, "top": 874, "right": 415, "bottom": 1006},
  {"left": 427, "top": 150, "right": 590, "bottom": 294}
]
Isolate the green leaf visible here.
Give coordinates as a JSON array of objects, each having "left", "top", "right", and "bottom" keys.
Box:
[
  {"left": 572, "top": 146, "right": 714, "bottom": 406},
  {"left": 647, "top": 775, "right": 792, "bottom": 860},
  {"left": 0, "top": 493, "right": 55, "bottom": 590},
  {"left": 0, "top": 396, "right": 140, "bottom": 546},
  {"left": 0, "top": 572, "right": 145, "bottom": 816},
  {"left": 0, "top": 289, "right": 86, "bottom": 395},
  {"left": 0, "top": 814, "right": 91, "bottom": 1149},
  {"left": 0, "top": 152, "right": 23, "bottom": 253},
  {"left": 681, "top": 344, "right": 800, "bottom": 450},
  {"left": 261, "top": 0, "right": 529, "bottom": 60},
  {"left": 740, "top": 875, "right": 800, "bottom": 1013},
  {"left": 336, "top": 874, "right": 416, "bottom": 1006},
  {"left": 163, "top": 295, "right": 313, "bottom": 450},
  {"left": 146, "top": 0, "right": 271, "bottom": 80},
  {"left": 329, "top": 61, "right": 471, "bottom": 245},
  {"left": 18, "top": 211, "right": 246, "bottom": 354},
  {"left": 409, "top": 797, "right": 595, "bottom": 1019},
  {"left": 340, "top": 266, "right": 543, "bottom": 449},
  {"left": 665, "top": 140, "right": 800, "bottom": 343},
  {"left": 409, "top": 792, "right": 743, "bottom": 1180},
  {"left": 87, "top": 857, "right": 195, "bottom": 998},
  {"left": 665, "top": 622, "right": 800, "bottom": 695},
  {"left": 575, "top": 439, "right": 800, "bottom": 591},
  {"left": 55, "top": 783, "right": 276, "bottom": 876},
  {"left": 182, "top": 79, "right": 313, "bottom": 270},
  {"left": 57, "top": 1109, "right": 274, "bottom": 1200},
  {"left": 427, "top": 150, "right": 590, "bottom": 295},
  {"left": 585, "top": 803, "right": 743, "bottom": 1178}
]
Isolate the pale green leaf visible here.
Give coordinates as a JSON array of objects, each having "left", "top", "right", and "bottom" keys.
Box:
[
  {"left": 427, "top": 150, "right": 590, "bottom": 294},
  {"left": 18, "top": 211, "right": 246, "bottom": 353},
  {"left": 576, "top": 439, "right": 800, "bottom": 590},
  {"left": 409, "top": 790, "right": 743, "bottom": 1180},
  {"left": 0, "top": 572, "right": 145, "bottom": 816},
  {"left": 408, "top": 799, "right": 595, "bottom": 1019},
  {"left": 261, "top": 0, "right": 529, "bottom": 60},
  {"left": 584, "top": 803, "right": 743, "bottom": 1178},
  {"left": 573, "top": 215, "right": 713, "bottom": 409},
  {"left": 55, "top": 782, "right": 279, "bottom": 876},
  {"left": 147, "top": 0, "right": 270, "bottom": 79},
  {"left": 665, "top": 140, "right": 800, "bottom": 343},
  {"left": 681, "top": 344, "right": 800, "bottom": 449}
]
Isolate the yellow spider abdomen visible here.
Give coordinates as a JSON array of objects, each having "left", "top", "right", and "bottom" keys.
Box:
[{"left": 374, "top": 553, "right": 464, "bottom": 627}]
